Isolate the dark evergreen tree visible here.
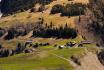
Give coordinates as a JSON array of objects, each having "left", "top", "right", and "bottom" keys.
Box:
[
  {"left": 4, "top": 28, "right": 16, "bottom": 40},
  {"left": 2, "top": 49, "right": 9, "bottom": 57},
  {"left": 33, "top": 43, "right": 39, "bottom": 48},
  {"left": 0, "top": 44, "right": 3, "bottom": 49},
  {"left": 15, "top": 42, "right": 23, "bottom": 54},
  {"left": 50, "top": 21, "right": 53, "bottom": 28},
  {"left": 50, "top": 4, "right": 64, "bottom": 14}
]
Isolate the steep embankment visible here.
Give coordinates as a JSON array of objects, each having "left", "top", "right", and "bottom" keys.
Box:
[
  {"left": 79, "top": 51, "right": 104, "bottom": 70},
  {"left": 94, "top": 0, "right": 104, "bottom": 45},
  {"left": 87, "top": 0, "right": 104, "bottom": 45},
  {"left": 75, "top": 0, "right": 104, "bottom": 46}
]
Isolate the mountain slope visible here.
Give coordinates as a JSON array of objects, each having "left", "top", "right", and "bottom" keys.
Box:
[{"left": 0, "top": 0, "right": 52, "bottom": 15}]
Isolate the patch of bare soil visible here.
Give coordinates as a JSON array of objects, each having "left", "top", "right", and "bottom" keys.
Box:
[
  {"left": 78, "top": 52, "right": 104, "bottom": 70},
  {"left": 18, "top": 30, "right": 33, "bottom": 39},
  {"left": 75, "top": 8, "right": 99, "bottom": 43},
  {"left": 74, "top": 0, "right": 89, "bottom": 4}
]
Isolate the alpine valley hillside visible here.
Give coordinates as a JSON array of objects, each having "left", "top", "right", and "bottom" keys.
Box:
[
  {"left": 0, "top": 0, "right": 52, "bottom": 15},
  {"left": 0, "top": 0, "right": 104, "bottom": 70},
  {"left": 0, "top": 0, "right": 104, "bottom": 45}
]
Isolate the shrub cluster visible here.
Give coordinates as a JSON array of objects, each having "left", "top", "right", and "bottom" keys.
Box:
[
  {"left": 50, "top": 3, "right": 86, "bottom": 17},
  {"left": 51, "top": 4, "right": 64, "bottom": 14}
]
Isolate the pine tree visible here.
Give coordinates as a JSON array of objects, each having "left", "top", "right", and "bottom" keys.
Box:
[
  {"left": 0, "top": 44, "right": 2, "bottom": 49},
  {"left": 50, "top": 21, "right": 53, "bottom": 28},
  {"left": 15, "top": 42, "right": 23, "bottom": 54}
]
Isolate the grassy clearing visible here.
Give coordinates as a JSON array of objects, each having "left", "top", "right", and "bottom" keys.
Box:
[
  {"left": 0, "top": 12, "right": 39, "bottom": 27},
  {"left": 80, "top": 42, "right": 98, "bottom": 53},
  {"left": 0, "top": 9, "right": 76, "bottom": 28},
  {"left": 0, "top": 35, "right": 83, "bottom": 49},
  {"left": 55, "top": 35, "right": 84, "bottom": 45},
  {"left": 83, "top": 44, "right": 96, "bottom": 47},
  {"left": 50, "top": 48, "right": 85, "bottom": 59},
  {"left": 0, "top": 0, "right": 89, "bottom": 28},
  {"left": 84, "top": 44, "right": 99, "bottom": 53},
  {"left": 0, "top": 39, "right": 24, "bottom": 49},
  {"left": 0, "top": 36, "right": 98, "bottom": 70},
  {"left": 39, "top": 46, "right": 55, "bottom": 51},
  {"left": 0, "top": 36, "right": 84, "bottom": 70},
  {"left": 0, "top": 51, "right": 73, "bottom": 70}
]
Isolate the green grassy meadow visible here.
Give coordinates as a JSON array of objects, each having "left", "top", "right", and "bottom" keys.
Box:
[
  {"left": 0, "top": 50, "right": 73, "bottom": 70},
  {"left": 0, "top": 35, "right": 98, "bottom": 70}
]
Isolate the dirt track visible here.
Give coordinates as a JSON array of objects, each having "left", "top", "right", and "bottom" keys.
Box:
[{"left": 79, "top": 51, "right": 104, "bottom": 70}]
